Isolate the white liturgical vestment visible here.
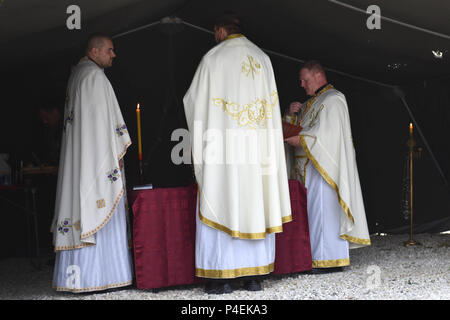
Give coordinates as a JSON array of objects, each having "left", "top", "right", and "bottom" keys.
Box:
[
  {"left": 288, "top": 84, "right": 371, "bottom": 249},
  {"left": 183, "top": 34, "right": 292, "bottom": 240},
  {"left": 51, "top": 59, "right": 131, "bottom": 251}
]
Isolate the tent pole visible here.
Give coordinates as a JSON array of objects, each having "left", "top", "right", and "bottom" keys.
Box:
[
  {"left": 181, "top": 20, "right": 214, "bottom": 35},
  {"left": 112, "top": 21, "right": 161, "bottom": 39}
]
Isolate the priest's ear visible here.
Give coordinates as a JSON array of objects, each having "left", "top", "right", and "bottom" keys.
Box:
[
  {"left": 87, "top": 46, "right": 100, "bottom": 58},
  {"left": 312, "top": 69, "right": 327, "bottom": 84}
]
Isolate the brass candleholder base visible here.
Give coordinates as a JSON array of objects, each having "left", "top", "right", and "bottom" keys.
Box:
[{"left": 403, "top": 239, "right": 421, "bottom": 247}]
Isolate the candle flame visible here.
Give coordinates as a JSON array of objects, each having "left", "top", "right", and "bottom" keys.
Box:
[
  {"left": 409, "top": 123, "right": 413, "bottom": 128},
  {"left": 137, "top": 103, "right": 140, "bottom": 110}
]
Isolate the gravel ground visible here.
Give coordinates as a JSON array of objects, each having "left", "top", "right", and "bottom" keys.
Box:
[{"left": 0, "top": 233, "right": 448, "bottom": 300}]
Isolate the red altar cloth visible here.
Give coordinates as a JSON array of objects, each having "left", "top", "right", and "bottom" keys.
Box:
[
  {"left": 130, "top": 180, "right": 311, "bottom": 290},
  {"left": 273, "top": 180, "right": 312, "bottom": 275}
]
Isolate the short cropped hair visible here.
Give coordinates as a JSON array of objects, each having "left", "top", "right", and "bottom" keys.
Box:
[
  {"left": 302, "top": 60, "right": 326, "bottom": 75},
  {"left": 85, "top": 33, "right": 112, "bottom": 55},
  {"left": 214, "top": 12, "right": 243, "bottom": 35}
]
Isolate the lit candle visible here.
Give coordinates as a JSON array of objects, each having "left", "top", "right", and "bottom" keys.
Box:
[
  {"left": 136, "top": 103, "right": 143, "bottom": 160},
  {"left": 409, "top": 122, "right": 413, "bottom": 136}
]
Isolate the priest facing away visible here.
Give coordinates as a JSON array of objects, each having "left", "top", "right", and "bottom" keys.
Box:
[
  {"left": 284, "top": 60, "right": 371, "bottom": 274},
  {"left": 51, "top": 34, "right": 133, "bottom": 293},
  {"left": 183, "top": 13, "right": 292, "bottom": 294}
]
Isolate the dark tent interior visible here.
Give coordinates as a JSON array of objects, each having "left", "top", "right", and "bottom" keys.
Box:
[{"left": 1, "top": 0, "right": 449, "bottom": 258}]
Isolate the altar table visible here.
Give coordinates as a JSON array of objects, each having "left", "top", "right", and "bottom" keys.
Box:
[{"left": 130, "top": 180, "right": 312, "bottom": 290}]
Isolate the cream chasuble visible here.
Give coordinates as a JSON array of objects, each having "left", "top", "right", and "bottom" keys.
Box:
[
  {"left": 183, "top": 35, "right": 292, "bottom": 239},
  {"left": 288, "top": 85, "right": 370, "bottom": 248},
  {"left": 51, "top": 59, "right": 131, "bottom": 251}
]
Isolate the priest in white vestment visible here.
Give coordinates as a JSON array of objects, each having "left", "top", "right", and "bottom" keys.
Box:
[
  {"left": 50, "top": 34, "right": 133, "bottom": 292},
  {"left": 285, "top": 60, "right": 370, "bottom": 273},
  {"left": 183, "top": 13, "right": 292, "bottom": 293}
]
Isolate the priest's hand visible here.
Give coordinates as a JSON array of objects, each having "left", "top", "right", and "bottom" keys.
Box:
[
  {"left": 284, "top": 135, "right": 302, "bottom": 147},
  {"left": 288, "top": 101, "right": 302, "bottom": 116}
]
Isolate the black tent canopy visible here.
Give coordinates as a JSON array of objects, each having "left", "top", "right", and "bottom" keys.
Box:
[{"left": 0, "top": 0, "right": 449, "bottom": 235}]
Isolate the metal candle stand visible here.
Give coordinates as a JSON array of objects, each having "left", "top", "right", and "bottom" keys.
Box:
[
  {"left": 138, "top": 157, "right": 144, "bottom": 185},
  {"left": 404, "top": 123, "right": 422, "bottom": 247}
]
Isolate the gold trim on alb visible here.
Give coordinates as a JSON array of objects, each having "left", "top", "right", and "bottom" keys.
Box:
[
  {"left": 312, "top": 258, "right": 350, "bottom": 268},
  {"left": 196, "top": 263, "right": 274, "bottom": 279},
  {"left": 198, "top": 211, "right": 291, "bottom": 240}
]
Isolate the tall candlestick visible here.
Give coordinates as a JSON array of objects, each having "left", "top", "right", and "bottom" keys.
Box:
[
  {"left": 404, "top": 121, "right": 420, "bottom": 247},
  {"left": 136, "top": 103, "right": 143, "bottom": 160}
]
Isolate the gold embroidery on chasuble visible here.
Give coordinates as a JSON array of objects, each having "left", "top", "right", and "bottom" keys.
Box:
[
  {"left": 241, "top": 55, "right": 261, "bottom": 79},
  {"left": 295, "top": 156, "right": 309, "bottom": 185},
  {"left": 73, "top": 220, "right": 81, "bottom": 231},
  {"left": 307, "top": 104, "right": 324, "bottom": 129},
  {"left": 212, "top": 92, "right": 279, "bottom": 129},
  {"left": 96, "top": 199, "right": 106, "bottom": 209},
  {"left": 299, "top": 84, "right": 334, "bottom": 127}
]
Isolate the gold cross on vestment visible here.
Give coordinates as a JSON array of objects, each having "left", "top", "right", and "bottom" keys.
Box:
[{"left": 242, "top": 55, "right": 261, "bottom": 79}]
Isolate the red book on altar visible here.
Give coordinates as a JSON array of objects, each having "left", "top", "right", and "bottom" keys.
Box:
[{"left": 282, "top": 121, "right": 303, "bottom": 139}]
